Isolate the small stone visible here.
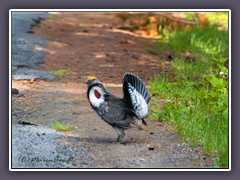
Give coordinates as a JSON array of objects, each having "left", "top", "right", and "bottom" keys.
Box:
[
  {"left": 12, "top": 88, "right": 19, "bottom": 94},
  {"left": 147, "top": 144, "right": 155, "bottom": 151},
  {"left": 148, "top": 147, "right": 155, "bottom": 151}
]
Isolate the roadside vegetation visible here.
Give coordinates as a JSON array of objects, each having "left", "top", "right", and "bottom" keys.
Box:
[
  {"left": 50, "top": 121, "right": 74, "bottom": 131},
  {"left": 148, "top": 12, "right": 229, "bottom": 168},
  {"left": 51, "top": 69, "right": 68, "bottom": 77}
]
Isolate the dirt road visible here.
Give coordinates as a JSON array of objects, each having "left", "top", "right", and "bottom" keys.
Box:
[{"left": 12, "top": 12, "right": 213, "bottom": 168}]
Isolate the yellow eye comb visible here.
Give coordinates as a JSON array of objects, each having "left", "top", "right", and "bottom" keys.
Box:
[{"left": 88, "top": 76, "right": 96, "bottom": 81}]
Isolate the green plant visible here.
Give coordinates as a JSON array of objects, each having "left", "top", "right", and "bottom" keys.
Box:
[
  {"left": 184, "top": 12, "right": 198, "bottom": 21},
  {"left": 149, "top": 57, "right": 228, "bottom": 168},
  {"left": 158, "top": 25, "right": 228, "bottom": 59},
  {"left": 50, "top": 121, "right": 74, "bottom": 131},
  {"left": 148, "top": 11, "right": 229, "bottom": 168},
  {"left": 51, "top": 69, "right": 68, "bottom": 77},
  {"left": 204, "top": 12, "right": 228, "bottom": 30}
]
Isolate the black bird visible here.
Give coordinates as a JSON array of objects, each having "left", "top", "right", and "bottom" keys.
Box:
[{"left": 86, "top": 73, "right": 151, "bottom": 143}]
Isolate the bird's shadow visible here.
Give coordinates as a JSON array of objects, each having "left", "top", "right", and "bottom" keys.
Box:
[
  {"left": 76, "top": 136, "right": 137, "bottom": 145},
  {"left": 87, "top": 137, "right": 122, "bottom": 144},
  {"left": 64, "top": 133, "right": 147, "bottom": 145}
]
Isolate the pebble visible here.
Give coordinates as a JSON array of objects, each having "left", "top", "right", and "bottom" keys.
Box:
[{"left": 12, "top": 88, "right": 19, "bottom": 94}]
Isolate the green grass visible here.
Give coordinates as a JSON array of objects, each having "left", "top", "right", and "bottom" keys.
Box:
[
  {"left": 50, "top": 121, "right": 74, "bottom": 131},
  {"left": 149, "top": 59, "right": 228, "bottom": 168},
  {"left": 158, "top": 25, "right": 228, "bottom": 59},
  {"left": 51, "top": 69, "right": 68, "bottom": 77},
  {"left": 149, "top": 20, "right": 229, "bottom": 168}
]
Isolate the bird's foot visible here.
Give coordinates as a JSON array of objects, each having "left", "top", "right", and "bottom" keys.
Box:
[{"left": 117, "top": 134, "right": 126, "bottom": 144}]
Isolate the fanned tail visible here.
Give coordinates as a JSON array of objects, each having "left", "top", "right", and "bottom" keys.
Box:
[
  {"left": 122, "top": 73, "right": 151, "bottom": 119},
  {"left": 123, "top": 73, "right": 150, "bottom": 103}
]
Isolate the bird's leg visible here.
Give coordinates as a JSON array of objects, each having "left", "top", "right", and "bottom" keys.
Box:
[
  {"left": 141, "top": 118, "right": 149, "bottom": 131},
  {"left": 115, "top": 127, "right": 125, "bottom": 144}
]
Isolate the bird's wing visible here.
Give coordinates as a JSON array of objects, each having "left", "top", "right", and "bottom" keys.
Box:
[
  {"left": 96, "top": 97, "right": 132, "bottom": 129},
  {"left": 122, "top": 73, "right": 150, "bottom": 119}
]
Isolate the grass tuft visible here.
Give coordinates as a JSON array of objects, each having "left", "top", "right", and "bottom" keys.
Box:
[
  {"left": 50, "top": 121, "right": 74, "bottom": 131},
  {"left": 51, "top": 69, "right": 68, "bottom": 77}
]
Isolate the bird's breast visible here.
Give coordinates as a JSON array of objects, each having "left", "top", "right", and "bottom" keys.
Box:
[{"left": 89, "top": 86, "right": 105, "bottom": 108}]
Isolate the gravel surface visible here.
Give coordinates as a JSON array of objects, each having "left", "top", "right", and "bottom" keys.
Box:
[
  {"left": 12, "top": 68, "right": 57, "bottom": 81},
  {"left": 11, "top": 12, "right": 56, "bottom": 80},
  {"left": 12, "top": 124, "right": 92, "bottom": 168}
]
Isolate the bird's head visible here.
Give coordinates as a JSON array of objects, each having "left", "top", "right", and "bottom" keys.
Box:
[
  {"left": 86, "top": 76, "right": 110, "bottom": 108},
  {"left": 86, "top": 76, "right": 98, "bottom": 87}
]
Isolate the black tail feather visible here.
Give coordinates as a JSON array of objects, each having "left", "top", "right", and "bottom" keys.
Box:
[{"left": 122, "top": 73, "right": 151, "bottom": 104}]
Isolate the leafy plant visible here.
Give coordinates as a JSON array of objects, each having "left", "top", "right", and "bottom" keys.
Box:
[{"left": 149, "top": 17, "right": 229, "bottom": 167}]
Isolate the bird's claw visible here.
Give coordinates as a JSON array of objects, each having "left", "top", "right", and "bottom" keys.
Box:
[{"left": 117, "top": 135, "right": 126, "bottom": 144}]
